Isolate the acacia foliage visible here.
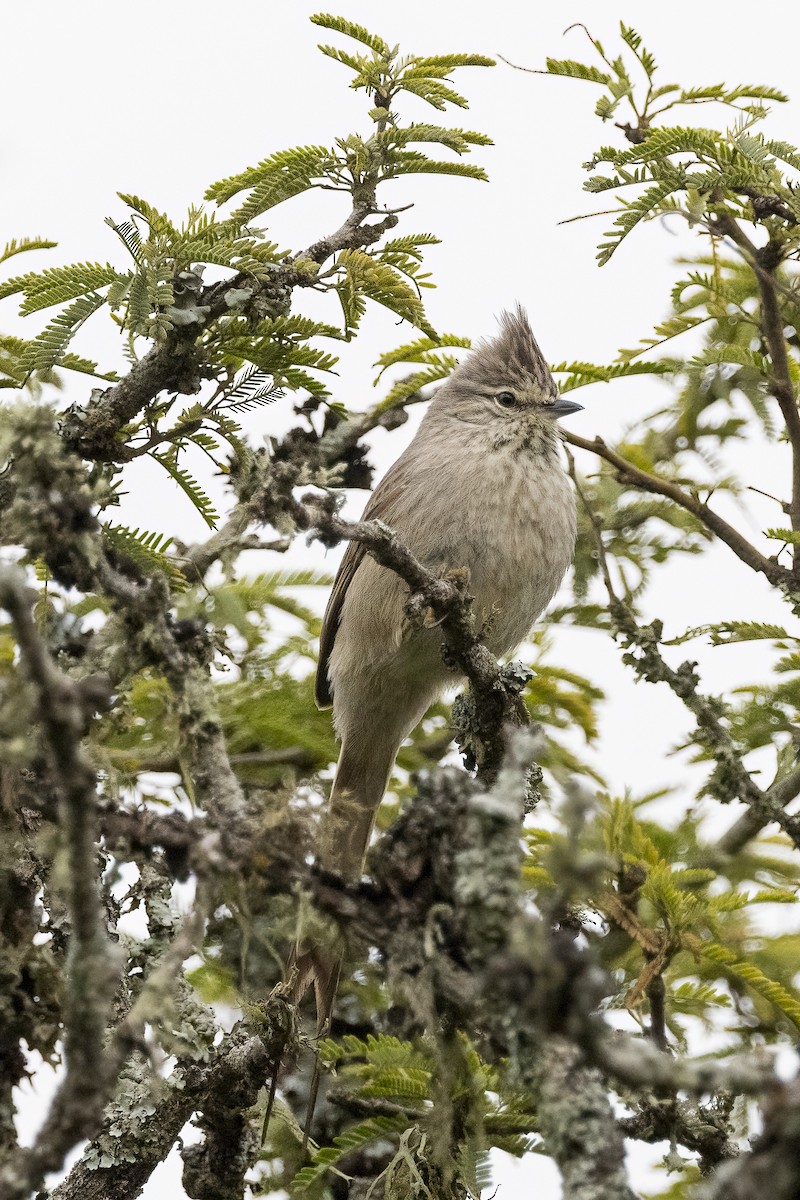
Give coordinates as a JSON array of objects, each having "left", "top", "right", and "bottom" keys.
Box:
[{"left": 2, "top": 15, "right": 800, "bottom": 1200}]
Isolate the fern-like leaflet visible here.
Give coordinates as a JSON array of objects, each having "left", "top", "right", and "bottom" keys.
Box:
[
  {"left": 152, "top": 451, "right": 219, "bottom": 529},
  {"left": 103, "top": 524, "right": 189, "bottom": 592}
]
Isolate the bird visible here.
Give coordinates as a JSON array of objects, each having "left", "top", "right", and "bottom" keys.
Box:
[
  {"left": 315, "top": 305, "right": 580, "bottom": 882},
  {"left": 292, "top": 305, "right": 581, "bottom": 1033}
]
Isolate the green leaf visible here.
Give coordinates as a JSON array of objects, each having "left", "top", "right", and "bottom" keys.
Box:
[
  {"left": 27, "top": 292, "right": 107, "bottom": 373},
  {"left": 102, "top": 523, "right": 189, "bottom": 592},
  {"left": 105, "top": 217, "right": 143, "bottom": 263},
  {"left": 385, "top": 152, "right": 488, "bottom": 182},
  {"left": 310, "top": 13, "right": 391, "bottom": 58},
  {"left": 0, "top": 237, "right": 57, "bottom": 266},
  {"left": 152, "top": 452, "right": 219, "bottom": 528},
  {"left": 206, "top": 146, "right": 336, "bottom": 219},
  {"left": 709, "top": 621, "right": 791, "bottom": 645},
  {"left": 544, "top": 58, "right": 611, "bottom": 86},
  {"left": 408, "top": 54, "right": 495, "bottom": 71},
  {"left": 619, "top": 23, "right": 657, "bottom": 79},
  {"left": 699, "top": 942, "right": 800, "bottom": 1029},
  {"left": 596, "top": 177, "right": 686, "bottom": 266},
  {"left": 374, "top": 332, "right": 470, "bottom": 376},
  {"left": 766, "top": 528, "right": 800, "bottom": 545},
  {"left": 186, "top": 959, "right": 238, "bottom": 1004},
  {"left": 337, "top": 248, "right": 435, "bottom": 335},
  {"left": 398, "top": 77, "right": 469, "bottom": 110},
  {"left": 552, "top": 358, "right": 673, "bottom": 391},
  {"left": 618, "top": 314, "right": 710, "bottom": 361},
  {"left": 116, "top": 193, "right": 178, "bottom": 239},
  {"left": 290, "top": 1115, "right": 409, "bottom": 1194},
  {"left": 19, "top": 262, "right": 127, "bottom": 315}
]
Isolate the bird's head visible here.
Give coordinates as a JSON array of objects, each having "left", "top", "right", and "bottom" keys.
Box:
[{"left": 431, "top": 305, "right": 582, "bottom": 451}]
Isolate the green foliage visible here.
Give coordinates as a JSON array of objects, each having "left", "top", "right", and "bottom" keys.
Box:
[
  {"left": 0, "top": 11, "right": 491, "bottom": 543},
  {"left": 311, "top": 14, "right": 494, "bottom": 110},
  {"left": 337, "top": 248, "right": 436, "bottom": 337},
  {"left": 525, "top": 794, "right": 800, "bottom": 1042},
  {"left": 102, "top": 523, "right": 189, "bottom": 592},
  {"left": 540, "top": 23, "right": 798, "bottom": 265},
  {"left": 288, "top": 1033, "right": 538, "bottom": 1196},
  {"left": 18, "top": 262, "right": 127, "bottom": 316},
  {"left": 290, "top": 1115, "right": 410, "bottom": 1195},
  {"left": 552, "top": 357, "right": 673, "bottom": 393},
  {"left": 207, "top": 146, "right": 338, "bottom": 221},
  {"left": 152, "top": 450, "right": 220, "bottom": 529},
  {"left": 370, "top": 332, "right": 471, "bottom": 409},
  {"left": 27, "top": 292, "right": 108, "bottom": 374},
  {"left": 0, "top": 236, "right": 58, "bottom": 265}
]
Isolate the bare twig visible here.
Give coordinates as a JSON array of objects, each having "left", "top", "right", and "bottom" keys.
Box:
[
  {"left": 563, "top": 428, "right": 794, "bottom": 592},
  {"left": 566, "top": 456, "right": 800, "bottom": 847},
  {"left": 713, "top": 212, "right": 800, "bottom": 570}
]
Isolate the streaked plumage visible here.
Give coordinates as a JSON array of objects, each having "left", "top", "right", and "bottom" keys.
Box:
[{"left": 316, "top": 306, "right": 579, "bottom": 881}]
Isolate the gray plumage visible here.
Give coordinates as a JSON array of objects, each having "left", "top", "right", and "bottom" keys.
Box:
[{"left": 314, "top": 305, "right": 579, "bottom": 884}]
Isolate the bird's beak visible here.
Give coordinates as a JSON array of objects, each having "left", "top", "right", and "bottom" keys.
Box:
[{"left": 547, "top": 397, "right": 584, "bottom": 419}]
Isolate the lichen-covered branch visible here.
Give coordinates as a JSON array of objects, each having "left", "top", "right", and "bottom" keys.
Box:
[
  {"left": 704, "top": 1071, "right": 800, "bottom": 1200},
  {"left": 568, "top": 456, "right": 800, "bottom": 847},
  {"left": 50, "top": 1024, "right": 278, "bottom": 1200},
  {"left": 306, "top": 731, "right": 781, "bottom": 1196},
  {"left": 0, "top": 567, "right": 121, "bottom": 1199},
  {"left": 617, "top": 1095, "right": 738, "bottom": 1174},
  {"left": 534, "top": 1038, "right": 638, "bottom": 1200},
  {"left": 60, "top": 189, "right": 399, "bottom": 467}
]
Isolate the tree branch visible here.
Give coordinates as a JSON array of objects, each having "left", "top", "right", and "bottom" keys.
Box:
[
  {"left": 535, "top": 1037, "right": 639, "bottom": 1200},
  {"left": 567, "top": 458, "right": 800, "bottom": 847},
  {"left": 563, "top": 429, "right": 794, "bottom": 593},
  {"left": 0, "top": 567, "right": 118, "bottom": 1198},
  {"left": 50, "top": 1024, "right": 278, "bottom": 1200},
  {"left": 716, "top": 762, "right": 800, "bottom": 857},
  {"left": 60, "top": 192, "right": 399, "bottom": 465},
  {"left": 704, "top": 1071, "right": 800, "bottom": 1200},
  {"left": 713, "top": 212, "right": 800, "bottom": 570}
]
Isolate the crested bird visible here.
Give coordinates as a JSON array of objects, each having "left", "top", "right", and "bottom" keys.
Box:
[{"left": 294, "top": 306, "right": 581, "bottom": 1033}]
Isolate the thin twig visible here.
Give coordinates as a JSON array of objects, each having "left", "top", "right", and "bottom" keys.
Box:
[
  {"left": 566, "top": 455, "right": 800, "bottom": 847},
  {"left": 563, "top": 429, "right": 794, "bottom": 592},
  {"left": 713, "top": 212, "right": 800, "bottom": 570}
]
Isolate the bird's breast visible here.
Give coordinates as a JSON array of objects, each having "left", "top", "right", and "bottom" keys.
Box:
[{"left": 401, "top": 441, "right": 576, "bottom": 657}]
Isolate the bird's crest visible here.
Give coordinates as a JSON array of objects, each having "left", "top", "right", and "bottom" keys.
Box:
[{"left": 453, "top": 304, "right": 555, "bottom": 395}]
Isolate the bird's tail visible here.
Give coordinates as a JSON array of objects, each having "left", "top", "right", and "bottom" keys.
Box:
[
  {"left": 291, "top": 732, "right": 398, "bottom": 1016},
  {"left": 317, "top": 732, "right": 398, "bottom": 881},
  {"left": 287, "top": 733, "right": 398, "bottom": 1142}
]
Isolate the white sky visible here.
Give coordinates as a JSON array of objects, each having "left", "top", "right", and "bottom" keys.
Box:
[{"left": 6, "top": 2, "right": 800, "bottom": 1197}]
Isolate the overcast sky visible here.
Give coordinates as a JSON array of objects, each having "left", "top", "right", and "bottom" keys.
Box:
[{"left": 6, "top": 2, "right": 800, "bottom": 1196}]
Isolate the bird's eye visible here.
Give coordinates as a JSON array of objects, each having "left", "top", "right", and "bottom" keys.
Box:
[{"left": 495, "top": 391, "right": 517, "bottom": 409}]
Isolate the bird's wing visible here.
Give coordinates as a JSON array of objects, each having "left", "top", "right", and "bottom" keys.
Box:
[
  {"left": 315, "top": 538, "right": 367, "bottom": 709},
  {"left": 314, "top": 460, "right": 411, "bottom": 709}
]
